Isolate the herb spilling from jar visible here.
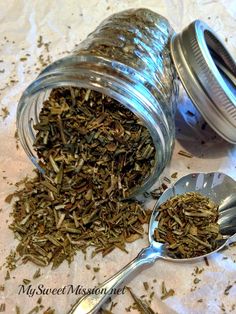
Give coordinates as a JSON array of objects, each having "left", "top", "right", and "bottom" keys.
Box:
[
  {"left": 8, "top": 87, "right": 156, "bottom": 268},
  {"left": 154, "top": 192, "right": 223, "bottom": 258}
]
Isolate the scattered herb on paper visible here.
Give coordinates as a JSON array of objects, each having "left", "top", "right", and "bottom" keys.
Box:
[
  {"left": 4, "top": 271, "right": 10, "bottom": 281},
  {"left": 171, "top": 172, "right": 178, "bottom": 179},
  {"left": 0, "top": 107, "right": 9, "bottom": 120},
  {"left": 5, "top": 250, "right": 18, "bottom": 270},
  {"left": 230, "top": 304, "right": 236, "bottom": 312},
  {"left": 220, "top": 302, "right": 226, "bottom": 313},
  {"left": 14, "top": 130, "right": 20, "bottom": 150},
  {"left": 20, "top": 57, "right": 28, "bottom": 62},
  {"left": 109, "top": 302, "right": 117, "bottom": 312},
  {"left": 15, "top": 305, "right": 20, "bottom": 314},
  {"left": 37, "top": 297, "right": 42, "bottom": 305},
  {"left": 0, "top": 304, "right": 5, "bottom": 312},
  {"left": 32, "top": 268, "right": 41, "bottom": 279},
  {"left": 224, "top": 283, "right": 233, "bottom": 296},
  {"left": 143, "top": 282, "right": 149, "bottom": 291},
  {"left": 163, "top": 177, "right": 171, "bottom": 184},
  {"left": 160, "top": 281, "right": 175, "bottom": 300},
  {"left": 154, "top": 192, "right": 222, "bottom": 258},
  {"left": 14, "top": 302, "right": 54, "bottom": 314},
  {"left": 192, "top": 266, "right": 204, "bottom": 275},
  {"left": 43, "top": 308, "right": 55, "bottom": 314},
  {"left": 126, "top": 287, "right": 155, "bottom": 314},
  {"left": 193, "top": 278, "right": 201, "bottom": 285},
  {"left": 8, "top": 173, "right": 151, "bottom": 268}
]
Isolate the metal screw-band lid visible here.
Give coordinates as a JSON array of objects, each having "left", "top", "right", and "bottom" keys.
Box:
[{"left": 170, "top": 20, "right": 236, "bottom": 144}]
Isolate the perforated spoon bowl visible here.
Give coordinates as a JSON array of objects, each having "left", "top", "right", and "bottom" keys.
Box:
[{"left": 68, "top": 172, "right": 236, "bottom": 314}]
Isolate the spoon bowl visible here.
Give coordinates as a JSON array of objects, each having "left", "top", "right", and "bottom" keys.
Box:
[
  {"left": 149, "top": 172, "right": 236, "bottom": 262},
  {"left": 68, "top": 172, "right": 236, "bottom": 314}
]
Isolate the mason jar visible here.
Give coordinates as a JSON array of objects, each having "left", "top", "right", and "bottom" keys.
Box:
[{"left": 17, "top": 8, "right": 236, "bottom": 195}]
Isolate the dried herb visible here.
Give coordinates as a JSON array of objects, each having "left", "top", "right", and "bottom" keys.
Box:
[
  {"left": 193, "top": 278, "right": 201, "bottom": 284},
  {"left": 186, "top": 110, "right": 195, "bottom": 117},
  {"left": 220, "top": 303, "right": 226, "bottom": 313},
  {"left": 224, "top": 284, "right": 233, "bottom": 295},
  {"left": 0, "top": 107, "right": 9, "bottom": 120},
  {"left": 14, "top": 130, "right": 20, "bottom": 150},
  {"left": 9, "top": 87, "right": 153, "bottom": 268},
  {"left": 149, "top": 291, "right": 154, "bottom": 300},
  {"left": 154, "top": 192, "right": 222, "bottom": 258},
  {"left": 43, "top": 308, "right": 55, "bottom": 314},
  {"left": 4, "top": 271, "right": 10, "bottom": 281},
  {"left": 9, "top": 173, "right": 150, "bottom": 268},
  {"left": 5, "top": 250, "right": 19, "bottom": 270},
  {"left": 27, "top": 306, "right": 41, "bottom": 314},
  {"left": 160, "top": 281, "right": 175, "bottom": 300},
  {"left": 18, "top": 304, "right": 55, "bottom": 314},
  {"left": 34, "top": 87, "right": 155, "bottom": 198},
  {"left": 171, "top": 172, "right": 178, "bottom": 179},
  {"left": 5, "top": 194, "right": 14, "bottom": 204},
  {"left": 204, "top": 257, "right": 209, "bottom": 266},
  {"left": 109, "top": 302, "right": 117, "bottom": 311},
  {"left": 178, "top": 150, "right": 193, "bottom": 158},
  {"left": 33, "top": 268, "right": 41, "bottom": 279},
  {"left": 127, "top": 287, "right": 155, "bottom": 314},
  {"left": 163, "top": 177, "right": 171, "bottom": 184},
  {"left": 37, "top": 297, "right": 42, "bottom": 305},
  {"left": 143, "top": 282, "right": 149, "bottom": 291},
  {"left": 193, "top": 266, "right": 204, "bottom": 275},
  {"left": 20, "top": 57, "right": 27, "bottom": 62}
]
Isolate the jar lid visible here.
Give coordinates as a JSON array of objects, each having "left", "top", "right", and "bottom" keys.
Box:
[{"left": 170, "top": 20, "right": 236, "bottom": 144}]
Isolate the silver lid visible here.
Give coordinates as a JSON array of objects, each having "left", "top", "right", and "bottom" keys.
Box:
[{"left": 170, "top": 20, "right": 236, "bottom": 144}]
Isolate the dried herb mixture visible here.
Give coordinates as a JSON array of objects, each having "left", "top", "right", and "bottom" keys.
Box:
[
  {"left": 34, "top": 87, "right": 155, "bottom": 198},
  {"left": 154, "top": 192, "right": 222, "bottom": 258}
]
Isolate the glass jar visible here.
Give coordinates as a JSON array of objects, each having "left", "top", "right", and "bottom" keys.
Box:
[
  {"left": 17, "top": 8, "right": 236, "bottom": 195},
  {"left": 17, "top": 8, "right": 179, "bottom": 195}
]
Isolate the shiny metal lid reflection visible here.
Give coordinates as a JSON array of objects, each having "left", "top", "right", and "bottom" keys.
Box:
[{"left": 171, "top": 20, "right": 236, "bottom": 144}]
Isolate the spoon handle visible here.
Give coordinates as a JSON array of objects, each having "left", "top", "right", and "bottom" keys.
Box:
[{"left": 67, "top": 244, "right": 161, "bottom": 314}]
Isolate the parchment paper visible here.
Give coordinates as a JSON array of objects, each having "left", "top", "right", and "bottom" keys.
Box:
[{"left": 0, "top": 1, "right": 236, "bottom": 313}]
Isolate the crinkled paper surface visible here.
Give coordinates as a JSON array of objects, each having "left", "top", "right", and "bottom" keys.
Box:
[{"left": 0, "top": 1, "right": 236, "bottom": 313}]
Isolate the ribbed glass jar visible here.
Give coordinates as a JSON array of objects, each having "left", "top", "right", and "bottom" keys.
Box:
[{"left": 17, "top": 8, "right": 179, "bottom": 196}]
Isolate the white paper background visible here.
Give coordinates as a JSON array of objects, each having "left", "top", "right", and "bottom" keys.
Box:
[{"left": 0, "top": 1, "right": 236, "bottom": 313}]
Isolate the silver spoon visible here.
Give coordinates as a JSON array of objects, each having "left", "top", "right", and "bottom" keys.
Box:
[{"left": 68, "top": 172, "right": 236, "bottom": 314}]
